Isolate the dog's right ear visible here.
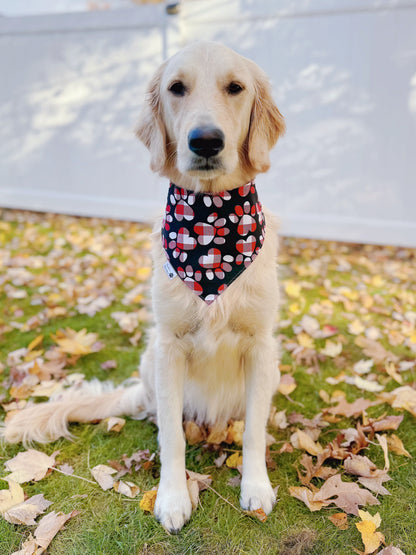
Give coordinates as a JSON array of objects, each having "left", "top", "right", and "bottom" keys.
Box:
[{"left": 136, "top": 63, "right": 167, "bottom": 174}]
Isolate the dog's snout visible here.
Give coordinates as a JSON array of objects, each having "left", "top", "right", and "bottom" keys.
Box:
[{"left": 188, "top": 126, "right": 225, "bottom": 159}]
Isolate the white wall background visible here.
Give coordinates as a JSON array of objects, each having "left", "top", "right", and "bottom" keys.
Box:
[{"left": 1, "top": 0, "right": 416, "bottom": 246}]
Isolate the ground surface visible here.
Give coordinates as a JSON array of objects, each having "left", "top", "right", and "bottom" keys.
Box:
[{"left": 0, "top": 209, "right": 415, "bottom": 555}]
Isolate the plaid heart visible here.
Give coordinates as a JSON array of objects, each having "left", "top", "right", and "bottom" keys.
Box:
[
  {"left": 236, "top": 235, "right": 256, "bottom": 255},
  {"left": 175, "top": 200, "right": 194, "bottom": 221},
  {"left": 177, "top": 227, "right": 197, "bottom": 250}
]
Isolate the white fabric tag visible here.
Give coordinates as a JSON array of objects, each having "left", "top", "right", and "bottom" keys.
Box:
[{"left": 163, "top": 261, "right": 177, "bottom": 279}]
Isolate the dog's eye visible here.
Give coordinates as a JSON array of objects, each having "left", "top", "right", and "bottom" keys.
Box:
[
  {"left": 226, "top": 82, "right": 244, "bottom": 95},
  {"left": 168, "top": 81, "right": 186, "bottom": 96}
]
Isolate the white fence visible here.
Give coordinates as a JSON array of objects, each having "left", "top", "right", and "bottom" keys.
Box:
[{"left": 1, "top": 0, "right": 416, "bottom": 246}]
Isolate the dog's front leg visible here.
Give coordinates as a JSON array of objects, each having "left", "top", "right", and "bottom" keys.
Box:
[
  {"left": 154, "top": 337, "right": 192, "bottom": 532},
  {"left": 240, "top": 338, "right": 279, "bottom": 514}
]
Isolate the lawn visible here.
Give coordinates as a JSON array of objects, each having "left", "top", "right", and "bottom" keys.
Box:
[{"left": 0, "top": 208, "right": 415, "bottom": 555}]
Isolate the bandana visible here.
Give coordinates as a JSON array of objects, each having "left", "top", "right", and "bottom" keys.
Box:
[{"left": 162, "top": 181, "right": 265, "bottom": 304}]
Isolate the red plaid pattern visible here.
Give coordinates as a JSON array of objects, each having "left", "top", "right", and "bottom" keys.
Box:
[
  {"left": 176, "top": 228, "right": 197, "bottom": 250},
  {"left": 194, "top": 222, "right": 215, "bottom": 245},
  {"left": 175, "top": 200, "right": 194, "bottom": 221},
  {"left": 199, "top": 248, "right": 222, "bottom": 269},
  {"left": 162, "top": 181, "right": 264, "bottom": 303},
  {"left": 237, "top": 214, "right": 256, "bottom": 236},
  {"left": 236, "top": 236, "right": 256, "bottom": 256}
]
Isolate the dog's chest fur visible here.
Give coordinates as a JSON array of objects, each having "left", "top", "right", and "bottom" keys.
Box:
[{"left": 150, "top": 206, "right": 280, "bottom": 426}]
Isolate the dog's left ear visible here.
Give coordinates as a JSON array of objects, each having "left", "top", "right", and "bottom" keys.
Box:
[
  {"left": 136, "top": 63, "right": 168, "bottom": 174},
  {"left": 244, "top": 63, "right": 286, "bottom": 174}
]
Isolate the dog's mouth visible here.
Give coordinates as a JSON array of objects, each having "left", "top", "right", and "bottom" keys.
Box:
[{"left": 186, "top": 155, "right": 224, "bottom": 175}]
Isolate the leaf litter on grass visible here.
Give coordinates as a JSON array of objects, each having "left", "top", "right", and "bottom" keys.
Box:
[{"left": 0, "top": 210, "right": 415, "bottom": 553}]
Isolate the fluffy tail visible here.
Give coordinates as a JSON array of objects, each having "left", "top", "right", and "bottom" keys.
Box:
[{"left": 1, "top": 379, "right": 150, "bottom": 446}]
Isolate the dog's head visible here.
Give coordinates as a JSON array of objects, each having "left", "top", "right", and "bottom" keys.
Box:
[{"left": 137, "top": 42, "right": 285, "bottom": 189}]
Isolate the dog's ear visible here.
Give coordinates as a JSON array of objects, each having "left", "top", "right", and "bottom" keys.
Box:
[
  {"left": 244, "top": 64, "right": 285, "bottom": 174},
  {"left": 136, "top": 63, "right": 168, "bottom": 174}
]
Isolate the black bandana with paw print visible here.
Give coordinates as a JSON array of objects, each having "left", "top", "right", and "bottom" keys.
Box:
[{"left": 162, "top": 181, "right": 266, "bottom": 304}]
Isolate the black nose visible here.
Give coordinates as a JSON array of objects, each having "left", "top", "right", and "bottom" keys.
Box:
[{"left": 188, "top": 126, "right": 225, "bottom": 158}]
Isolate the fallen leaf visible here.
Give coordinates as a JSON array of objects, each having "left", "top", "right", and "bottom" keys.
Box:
[
  {"left": 328, "top": 398, "right": 374, "bottom": 418},
  {"left": 106, "top": 417, "right": 126, "bottom": 433},
  {"left": 0, "top": 480, "right": 25, "bottom": 515},
  {"left": 226, "top": 453, "right": 243, "bottom": 469},
  {"left": 385, "top": 434, "right": 411, "bottom": 458},
  {"left": 328, "top": 512, "right": 349, "bottom": 530},
  {"left": 278, "top": 374, "right": 297, "bottom": 395},
  {"left": 90, "top": 464, "right": 117, "bottom": 491},
  {"left": 321, "top": 340, "right": 343, "bottom": 357},
  {"left": 356, "top": 510, "right": 385, "bottom": 554},
  {"left": 139, "top": 488, "right": 158, "bottom": 513},
  {"left": 291, "top": 429, "right": 324, "bottom": 456},
  {"left": 51, "top": 328, "right": 100, "bottom": 355},
  {"left": 289, "top": 486, "right": 329, "bottom": 511},
  {"left": 4, "top": 449, "right": 58, "bottom": 484},
  {"left": 184, "top": 421, "right": 206, "bottom": 445},
  {"left": 244, "top": 508, "right": 267, "bottom": 522},
  {"left": 313, "top": 475, "right": 380, "bottom": 515},
  {"left": 4, "top": 493, "right": 52, "bottom": 525},
  {"left": 113, "top": 480, "right": 140, "bottom": 498}
]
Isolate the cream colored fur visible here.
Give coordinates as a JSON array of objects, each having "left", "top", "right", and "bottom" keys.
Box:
[{"left": 1, "top": 42, "right": 285, "bottom": 533}]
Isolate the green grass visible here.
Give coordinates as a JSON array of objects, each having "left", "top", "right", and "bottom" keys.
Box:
[{"left": 0, "top": 209, "right": 415, "bottom": 554}]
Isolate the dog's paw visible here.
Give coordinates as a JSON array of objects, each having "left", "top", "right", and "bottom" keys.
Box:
[
  {"left": 154, "top": 487, "right": 192, "bottom": 533},
  {"left": 240, "top": 479, "right": 276, "bottom": 515}
]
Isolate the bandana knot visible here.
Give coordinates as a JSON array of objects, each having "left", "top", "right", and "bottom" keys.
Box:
[{"left": 162, "top": 181, "right": 265, "bottom": 304}]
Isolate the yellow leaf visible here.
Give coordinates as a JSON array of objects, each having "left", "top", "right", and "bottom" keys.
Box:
[
  {"left": 245, "top": 508, "right": 267, "bottom": 522},
  {"left": 348, "top": 320, "right": 365, "bottom": 335},
  {"left": 27, "top": 335, "right": 44, "bottom": 351},
  {"left": 321, "top": 340, "right": 343, "bottom": 357},
  {"left": 136, "top": 267, "right": 151, "bottom": 281},
  {"left": 51, "top": 328, "right": 99, "bottom": 355},
  {"left": 226, "top": 420, "right": 244, "bottom": 445},
  {"left": 139, "top": 489, "right": 158, "bottom": 513},
  {"left": 278, "top": 374, "right": 297, "bottom": 395},
  {"left": 284, "top": 280, "right": 301, "bottom": 298},
  {"left": 226, "top": 452, "right": 243, "bottom": 469},
  {"left": 297, "top": 332, "right": 314, "bottom": 349},
  {"left": 356, "top": 519, "right": 384, "bottom": 554},
  {"left": 289, "top": 486, "right": 328, "bottom": 511},
  {"left": 184, "top": 421, "right": 206, "bottom": 445},
  {"left": 385, "top": 434, "right": 411, "bottom": 458}
]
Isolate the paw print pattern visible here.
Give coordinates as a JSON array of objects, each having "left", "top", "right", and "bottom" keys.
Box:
[
  {"left": 162, "top": 181, "right": 265, "bottom": 304},
  {"left": 194, "top": 212, "right": 230, "bottom": 246}
]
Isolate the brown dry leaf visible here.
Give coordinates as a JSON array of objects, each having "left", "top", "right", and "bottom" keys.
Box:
[
  {"left": 51, "top": 328, "right": 100, "bottom": 355},
  {"left": 139, "top": 488, "right": 158, "bottom": 513},
  {"left": 362, "top": 415, "right": 403, "bottom": 433},
  {"left": 244, "top": 508, "right": 267, "bottom": 522},
  {"left": 356, "top": 510, "right": 385, "bottom": 554},
  {"left": 328, "top": 398, "right": 374, "bottom": 418},
  {"left": 385, "top": 434, "right": 411, "bottom": 458},
  {"left": 226, "top": 452, "right": 243, "bottom": 469},
  {"left": 206, "top": 422, "right": 228, "bottom": 444},
  {"left": 354, "top": 336, "right": 398, "bottom": 364},
  {"left": 184, "top": 469, "right": 213, "bottom": 511},
  {"left": 269, "top": 407, "right": 288, "bottom": 429},
  {"left": 186, "top": 477, "right": 200, "bottom": 510},
  {"left": 13, "top": 510, "right": 79, "bottom": 555},
  {"left": 184, "top": 421, "right": 206, "bottom": 445},
  {"left": 297, "top": 454, "right": 338, "bottom": 487},
  {"left": 377, "top": 547, "right": 406, "bottom": 555},
  {"left": 385, "top": 362, "right": 403, "bottom": 384},
  {"left": 291, "top": 429, "right": 324, "bottom": 456},
  {"left": 90, "top": 464, "right": 117, "bottom": 491},
  {"left": 278, "top": 374, "right": 297, "bottom": 395},
  {"left": 4, "top": 494, "right": 52, "bottom": 525},
  {"left": 344, "top": 455, "right": 378, "bottom": 478},
  {"left": 106, "top": 417, "right": 126, "bottom": 433},
  {"left": 328, "top": 512, "right": 349, "bottom": 530},
  {"left": 4, "top": 449, "right": 58, "bottom": 484},
  {"left": 379, "top": 385, "right": 416, "bottom": 417},
  {"left": 113, "top": 480, "right": 140, "bottom": 498},
  {"left": 289, "top": 486, "right": 329, "bottom": 511},
  {"left": 313, "top": 474, "right": 380, "bottom": 515},
  {"left": 27, "top": 335, "right": 44, "bottom": 351}
]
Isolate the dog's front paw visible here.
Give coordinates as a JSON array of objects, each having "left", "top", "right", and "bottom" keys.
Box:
[
  {"left": 240, "top": 478, "right": 276, "bottom": 515},
  {"left": 154, "top": 487, "right": 192, "bottom": 533}
]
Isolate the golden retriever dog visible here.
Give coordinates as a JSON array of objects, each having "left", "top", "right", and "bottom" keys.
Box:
[{"left": 2, "top": 42, "right": 285, "bottom": 532}]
